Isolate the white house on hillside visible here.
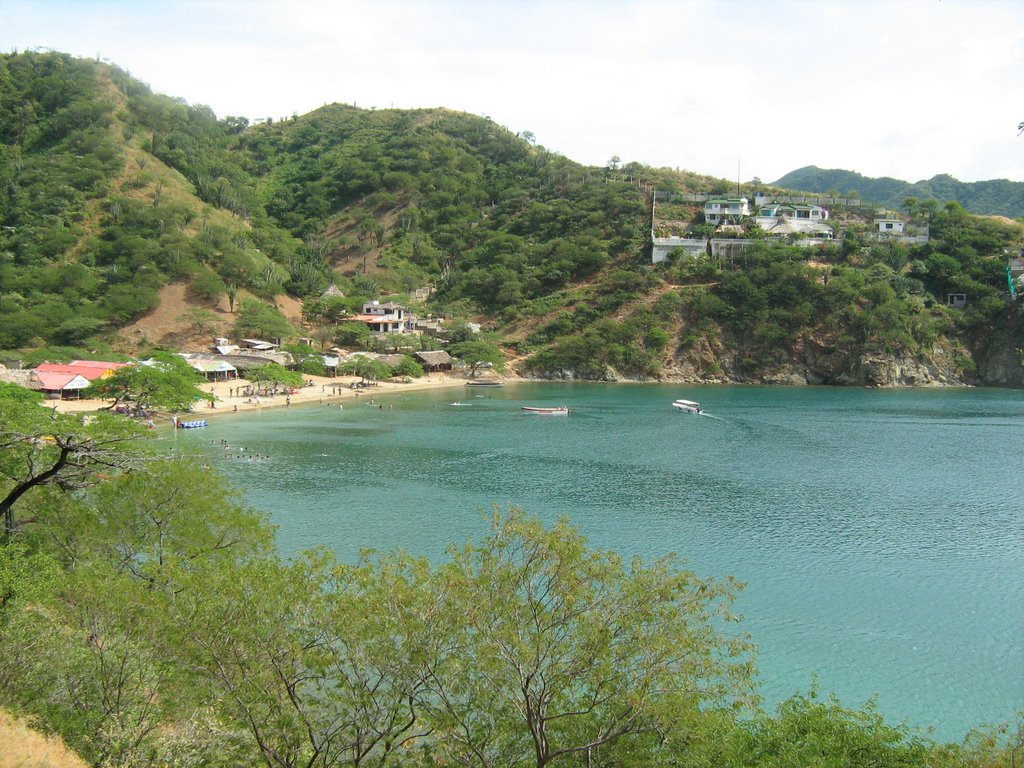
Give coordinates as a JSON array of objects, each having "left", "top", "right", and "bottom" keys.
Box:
[
  {"left": 873, "top": 218, "right": 905, "bottom": 235},
  {"left": 755, "top": 203, "right": 833, "bottom": 238},
  {"left": 703, "top": 197, "right": 750, "bottom": 225},
  {"left": 352, "top": 300, "right": 412, "bottom": 334}
]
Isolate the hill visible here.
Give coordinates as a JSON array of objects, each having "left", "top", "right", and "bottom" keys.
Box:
[
  {"left": 2, "top": 50, "right": 1024, "bottom": 388},
  {"left": 773, "top": 165, "right": 1024, "bottom": 218}
]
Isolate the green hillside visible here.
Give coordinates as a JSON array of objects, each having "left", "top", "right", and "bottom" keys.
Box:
[
  {"left": 2, "top": 51, "right": 1023, "bottom": 387},
  {"left": 774, "top": 165, "right": 1024, "bottom": 219}
]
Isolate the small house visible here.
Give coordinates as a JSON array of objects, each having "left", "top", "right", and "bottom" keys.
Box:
[
  {"left": 32, "top": 371, "right": 91, "bottom": 399},
  {"left": 187, "top": 357, "right": 238, "bottom": 380},
  {"left": 874, "top": 218, "right": 905, "bottom": 235},
  {"left": 240, "top": 338, "right": 280, "bottom": 351},
  {"left": 35, "top": 360, "right": 129, "bottom": 382},
  {"left": 414, "top": 350, "right": 454, "bottom": 372}
]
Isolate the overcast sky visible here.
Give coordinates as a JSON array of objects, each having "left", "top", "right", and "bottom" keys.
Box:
[{"left": 3, "top": 0, "right": 1022, "bottom": 184}]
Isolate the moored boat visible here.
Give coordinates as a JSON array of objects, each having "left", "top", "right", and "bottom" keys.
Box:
[
  {"left": 521, "top": 406, "right": 570, "bottom": 415},
  {"left": 671, "top": 399, "right": 702, "bottom": 413},
  {"left": 466, "top": 379, "right": 503, "bottom": 387},
  {"left": 176, "top": 419, "right": 209, "bottom": 428}
]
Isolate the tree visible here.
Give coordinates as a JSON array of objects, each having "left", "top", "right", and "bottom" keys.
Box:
[
  {"left": 175, "top": 549, "right": 441, "bottom": 768},
  {"left": 0, "top": 458, "right": 272, "bottom": 766},
  {"left": 302, "top": 294, "right": 348, "bottom": 326},
  {"left": 723, "top": 689, "right": 941, "bottom": 768},
  {"left": 391, "top": 355, "right": 424, "bottom": 378},
  {"left": 338, "top": 356, "right": 392, "bottom": 383},
  {"left": 39, "top": 457, "right": 274, "bottom": 586},
  {"left": 178, "top": 306, "right": 220, "bottom": 334},
  {"left": 378, "top": 332, "right": 417, "bottom": 354},
  {"left": 0, "top": 399, "right": 149, "bottom": 538},
  {"left": 334, "top": 321, "right": 374, "bottom": 349},
  {"left": 246, "top": 362, "right": 304, "bottom": 393},
  {"left": 82, "top": 352, "right": 210, "bottom": 414},
  {"left": 449, "top": 339, "right": 505, "bottom": 377},
  {"left": 425, "top": 510, "right": 756, "bottom": 768},
  {"left": 233, "top": 299, "right": 293, "bottom": 341}
]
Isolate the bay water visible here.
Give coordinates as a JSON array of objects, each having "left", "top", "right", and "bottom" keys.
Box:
[{"left": 177, "top": 383, "right": 1024, "bottom": 741}]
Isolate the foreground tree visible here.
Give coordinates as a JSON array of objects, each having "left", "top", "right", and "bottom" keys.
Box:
[
  {"left": 426, "top": 509, "right": 757, "bottom": 768},
  {"left": 721, "top": 689, "right": 956, "bottom": 768},
  {"left": 176, "top": 550, "right": 439, "bottom": 768},
  {"left": 0, "top": 398, "right": 149, "bottom": 539}
]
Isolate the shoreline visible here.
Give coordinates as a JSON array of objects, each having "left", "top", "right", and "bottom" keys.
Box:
[{"left": 50, "top": 373, "right": 497, "bottom": 422}]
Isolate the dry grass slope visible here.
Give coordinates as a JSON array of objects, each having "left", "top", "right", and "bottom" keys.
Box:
[{"left": 0, "top": 709, "right": 90, "bottom": 768}]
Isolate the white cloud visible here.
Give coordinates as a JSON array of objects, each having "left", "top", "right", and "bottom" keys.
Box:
[{"left": 2, "top": 0, "right": 1022, "bottom": 183}]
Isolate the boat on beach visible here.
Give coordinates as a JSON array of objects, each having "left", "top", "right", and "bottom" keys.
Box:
[
  {"left": 521, "top": 406, "right": 570, "bottom": 415},
  {"left": 671, "top": 399, "right": 702, "bottom": 413}
]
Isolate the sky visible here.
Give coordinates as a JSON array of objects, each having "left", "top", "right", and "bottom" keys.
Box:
[{"left": 2, "top": 0, "right": 1023, "bottom": 184}]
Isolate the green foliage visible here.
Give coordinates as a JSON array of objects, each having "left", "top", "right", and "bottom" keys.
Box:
[
  {"left": 721, "top": 689, "right": 951, "bottom": 768},
  {"left": 0, "top": 381, "right": 43, "bottom": 405},
  {"left": 82, "top": 352, "right": 209, "bottom": 413},
  {"left": 429, "top": 508, "right": 756, "bottom": 767},
  {"left": 338, "top": 355, "right": 392, "bottom": 382},
  {"left": 448, "top": 338, "right": 505, "bottom": 376},
  {"left": 0, "top": 400, "right": 149, "bottom": 537},
  {"left": 232, "top": 299, "right": 293, "bottom": 340},
  {"left": 390, "top": 354, "right": 424, "bottom": 378},
  {"left": 525, "top": 316, "right": 665, "bottom": 379},
  {"left": 246, "top": 362, "right": 304, "bottom": 389}
]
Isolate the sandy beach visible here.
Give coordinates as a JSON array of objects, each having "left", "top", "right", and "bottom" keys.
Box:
[{"left": 50, "top": 373, "right": 482, "bottom": 421}]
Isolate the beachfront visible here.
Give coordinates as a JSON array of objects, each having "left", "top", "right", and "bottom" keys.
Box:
[{"left": 50, "top": 372, "right": 476, "bottom": 420}]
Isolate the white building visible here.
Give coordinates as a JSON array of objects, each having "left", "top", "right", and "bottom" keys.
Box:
[
  {"left": 755, "top": 203, "right": 833, "bottom": 238},
  {"left": 873, "top": 218, "right": 905, "bottom": 235},
  {"left": 352, "top": 300, "right": 412, "bottom": 334},
  {"left": 703, "top": 197, "right": 750, "bottom": 225}
]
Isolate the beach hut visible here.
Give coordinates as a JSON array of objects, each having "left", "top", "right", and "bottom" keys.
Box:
[
  {"left": 414, "top": 350, "right": 454, "bottom": 372},
  {"left": 32, "top": 371, "right": 91, "bottom": 399},
  {"left": 188, "top": 358, "right": 238, "bottom": 381},
  {"left": 35, "top": 360, "right": 129, "bottom": 382}
]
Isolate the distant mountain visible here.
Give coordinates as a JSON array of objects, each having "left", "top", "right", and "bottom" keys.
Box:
[{"left": 772, "top": 166, "right": 1024, "bottom": 219}]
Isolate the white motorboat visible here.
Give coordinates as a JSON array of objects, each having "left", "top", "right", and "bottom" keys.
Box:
[{"left": 671, "top": 399, "right": 702, "bottom": 413}]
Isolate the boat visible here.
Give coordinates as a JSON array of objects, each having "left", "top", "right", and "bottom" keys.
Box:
[
  {"left": 521, "top": 406, "right": 570, "bottom": 415},
  {"left": 466, "top": 379, "right": 503, "bottom": 387},
  {"left": 671, "top": 399, "right": 702, "bottom": 414},
  {"left": 176, "top": 419, "right": 209, "bottom": 429}
]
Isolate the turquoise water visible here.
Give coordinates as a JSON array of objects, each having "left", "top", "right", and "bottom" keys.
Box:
[{"left": 175, "top": 383, "right": 1024, "bottom": 740}]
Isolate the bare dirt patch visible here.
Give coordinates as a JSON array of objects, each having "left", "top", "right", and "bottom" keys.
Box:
[
  {"left": 118, "top": 283, "right": 309, "bottom": 354},
  {"left": 117, "top": 282, "right": 233, "bottom": 353},
  {"left": 0, "top": 708, "right": 90, "bottom": 768}
]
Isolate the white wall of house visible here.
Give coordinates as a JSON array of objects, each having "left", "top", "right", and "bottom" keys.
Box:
[
  {"left": 704, "top": 198, "right": 750, "bottom": 224},
  {"left": 874, "top": 219, "right": 905, "bottom": 233}
]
